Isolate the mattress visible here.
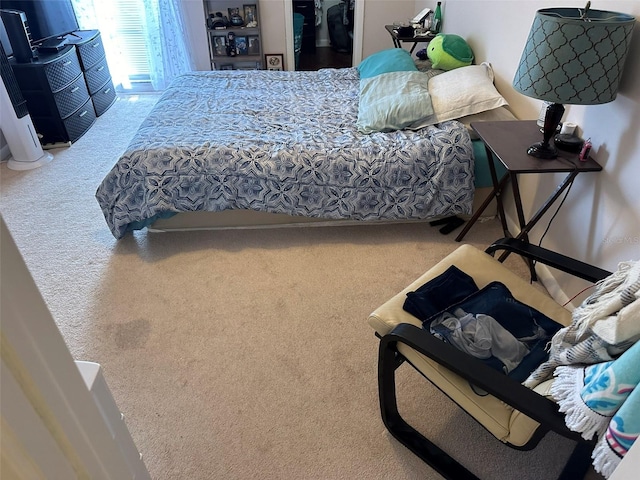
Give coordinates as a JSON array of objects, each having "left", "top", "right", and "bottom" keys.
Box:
[{"left": 96, "top": 68, "right": 475, "bottom": 239}]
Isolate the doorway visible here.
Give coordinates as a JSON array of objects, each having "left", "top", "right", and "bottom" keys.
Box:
[{"left": 288, "top": 0, "right": 359, "bottom": 71}]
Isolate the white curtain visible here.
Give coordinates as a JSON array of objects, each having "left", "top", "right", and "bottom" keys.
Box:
[
  {"left": 140, "top": 0, "right": 194, "bottom": 90},
  {"left": 71, "top": 0, "right": 194, "bottom": 91},
  {"left": 71, "top": 0, "right": 131, "bottom": 89}
]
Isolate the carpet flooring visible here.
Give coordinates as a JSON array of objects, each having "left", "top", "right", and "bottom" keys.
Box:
[{"left": 0, "top": 94, "right": 601, "bottom": 480}]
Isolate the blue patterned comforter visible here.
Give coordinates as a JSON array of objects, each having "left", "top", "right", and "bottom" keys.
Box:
[{"left": 96, "top": 69, "right": 474, "bottom": 239}]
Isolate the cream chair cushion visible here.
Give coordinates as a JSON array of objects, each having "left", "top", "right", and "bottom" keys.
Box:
[{"left": 368, "top": 244, "right": 571, "bottom": 447}]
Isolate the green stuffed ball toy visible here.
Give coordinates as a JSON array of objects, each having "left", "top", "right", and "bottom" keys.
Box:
[{"left": 427, "top": 34, "right": 474, "bottom": 71}]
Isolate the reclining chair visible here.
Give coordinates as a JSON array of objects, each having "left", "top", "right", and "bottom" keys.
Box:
[{"left": 368, "top": 238, "right": 612, "bottom": 479}]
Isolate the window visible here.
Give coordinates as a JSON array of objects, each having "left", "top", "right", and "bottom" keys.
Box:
[
  {"left": 111, "top": 0, "right": 152, "bottom": 89},
  {"left": 73, "top": 0, "right": 193, "bottom": 91}
]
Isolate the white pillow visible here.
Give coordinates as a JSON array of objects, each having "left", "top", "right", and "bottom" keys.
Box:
[
  {"left": 407, "top": 62, "right": 508, "bottom": 130},
  {"left": 429, "top": 62, "right": 508, "bottom": 123}
]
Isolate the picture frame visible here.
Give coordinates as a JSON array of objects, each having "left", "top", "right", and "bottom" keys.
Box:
[
  {"left": 243, "top": 4, "right": 258, "bottom": 27},
  {"left": 213, "top": 36, "right": 226, "bottom": 56},
  {"left": 235, "top": 36, "right": 248, "bottom": 55},
  {"left": 265, "top": 53, "right": 284, "bottom": 71},
  {"left": 247, "top": 36, "right": 260, "bottom": 55}
]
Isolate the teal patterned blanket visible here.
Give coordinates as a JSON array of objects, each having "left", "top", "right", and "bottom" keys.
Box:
[
  {"left": 552, "top": 342, "right": 639, "bottom": 478},
  {"left": 96, "top": 69, "right": 474, "bottom": 239},
  {"left": 542, "top": 259, "right": 640, "bottom": 478}
]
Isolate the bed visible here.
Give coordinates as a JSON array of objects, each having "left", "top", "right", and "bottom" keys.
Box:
[{"left": 96, "top": 51, "right": 512, "bottom": 239}]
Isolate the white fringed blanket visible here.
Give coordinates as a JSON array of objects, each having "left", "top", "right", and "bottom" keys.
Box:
[{"left": 524, "top": 259, "right": 640, "bottom": 478}]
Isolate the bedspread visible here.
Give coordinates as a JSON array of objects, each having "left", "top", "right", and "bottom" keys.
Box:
[{"left": 96, "top": 69, "right": 474, "bottom": 239}]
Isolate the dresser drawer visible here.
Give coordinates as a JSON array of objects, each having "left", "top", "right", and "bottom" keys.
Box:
[
  {"left": 92, "top": 78, "right": 116, "bottom": 116},
  {"left": 76, "top": 33, "right": 106, "bottom": 70},
  {"left": 84, "top": 57, "right": 111, "bottom": 95},
  {"left": 21, "top": 72, "right": 87, "bottom": 119},
  {"left": 30, "top": 96, "right": 95, "bottom": 145},
  {"left": 54, "top": 74, "right": 90, "bottom": 119},
  {"left": 44, "top": 48, "right": 82, "bottom": 92},
  {"left": 64, "top": 98, "right": 97, "bottom": 143}
]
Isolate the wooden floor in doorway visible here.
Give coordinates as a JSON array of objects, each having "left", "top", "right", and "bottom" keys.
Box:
[{"left": 297, "top": 46, "right": 352, "bottom": 71}]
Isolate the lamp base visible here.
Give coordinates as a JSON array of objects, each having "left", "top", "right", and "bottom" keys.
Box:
[
  {"left": 527, "top": 102, "right": 565, "bottom": 159},
  {"left": 527, "top": 141, "right": 558, "bottom": 159}
]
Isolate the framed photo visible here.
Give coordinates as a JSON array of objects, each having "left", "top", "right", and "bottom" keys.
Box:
[
  {"left": 213, "top": 36, "right": 226, "bottom": 56},
  {"left": 243, "top": 4, "right": 258, "bottom": 27},
  {"left": 235, "top": 36, "right": 248, "bottom": 55},
  {"left": 265, "top": 53, "right": 284, "bottom": 71},
  {"left": 247, "top": 36, "right": 260, "bottom": 55}
]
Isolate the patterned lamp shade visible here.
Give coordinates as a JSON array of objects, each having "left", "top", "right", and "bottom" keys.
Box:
[{"left": 513, "top": 7, "right": 635, "bottom": 105}]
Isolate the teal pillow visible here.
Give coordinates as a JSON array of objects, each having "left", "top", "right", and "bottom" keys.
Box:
[
  {"left": 357, "top": 48, "right": 418, "bottom": 79},
  {"left": 356, "top": 71, "right": 435, "bottom": 134}
]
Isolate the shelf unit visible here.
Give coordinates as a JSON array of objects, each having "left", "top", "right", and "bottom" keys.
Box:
[{"left": 203, "top": 1, "right": 263, "bottom": 70}]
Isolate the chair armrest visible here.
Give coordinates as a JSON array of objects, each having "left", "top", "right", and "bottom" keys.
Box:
[
  {"left": 486, "top": 238, "right": 612, "bottom": 283},
  {"left": 381, "top": 323, "right": 584, "bottom": 440}
]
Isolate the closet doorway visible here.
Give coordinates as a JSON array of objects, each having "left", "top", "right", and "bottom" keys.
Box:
[{"left": 289, "top": 0, "right": 357, "bottom": 71}]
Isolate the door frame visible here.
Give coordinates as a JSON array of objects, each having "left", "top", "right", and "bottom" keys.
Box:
[{"left": 284, "top": 0, "right": 363, "bottom": 70}]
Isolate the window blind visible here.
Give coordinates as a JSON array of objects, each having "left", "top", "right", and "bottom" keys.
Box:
[{"left": 112, "top": 0, "right": 150, "bottom": 85}]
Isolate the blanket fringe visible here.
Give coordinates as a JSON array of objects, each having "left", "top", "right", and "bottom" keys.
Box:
[
  {"left": 573, "top": 260, "right": 640, "bottom": 338},
  {"left": 592, "top": 435, "right": 620, "bottom": 479},
  {"left": 551, "top": 366, "right": 608, "bottom": 440}
]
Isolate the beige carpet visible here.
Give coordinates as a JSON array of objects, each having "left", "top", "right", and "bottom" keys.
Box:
[{"left": 0, "top": 94, "right": 600, "bottom": 479}]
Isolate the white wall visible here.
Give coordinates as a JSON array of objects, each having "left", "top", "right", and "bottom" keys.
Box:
[
  {"left": 185, "top": 0, "right": 639, "bottom": 299},
  {"left": 429, "top": 0, "right": 640, "bottom": 302},
  {"left": 183, "top": 0, "right": 288, "bottom": 70},
  {"left": 360, "top": 0, "right": 415, "bottom": 58}
]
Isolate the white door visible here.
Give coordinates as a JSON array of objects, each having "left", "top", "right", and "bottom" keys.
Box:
[{"left": 1, "top": 216, "right": 151, "bottom": 480}]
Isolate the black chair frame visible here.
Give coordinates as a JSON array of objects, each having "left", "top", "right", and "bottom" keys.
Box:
[{"left": 377, "top": 238, "right": 612, "bottom": 480}]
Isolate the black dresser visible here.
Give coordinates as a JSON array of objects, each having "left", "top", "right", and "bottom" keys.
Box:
[
  {"left": 66, "top": 30, "right": 116, "bottom": 117},
  {"left": 10, "top": 30, "right": 116, "bottom": 145}
]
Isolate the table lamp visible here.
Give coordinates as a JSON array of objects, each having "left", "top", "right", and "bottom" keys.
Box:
[{"left": 512, "top": 3, "right": 635, "bottom": 159}]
